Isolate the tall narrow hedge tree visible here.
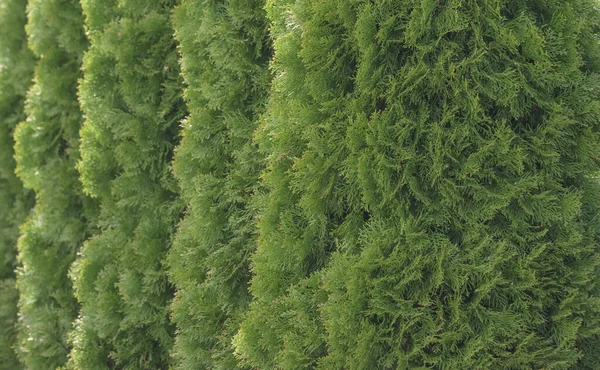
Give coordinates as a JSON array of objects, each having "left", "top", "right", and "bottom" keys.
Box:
[
  {"left": 167, "top": 0, "right": 271, "bottom": 368},
  {"left": 235, "top": 0, "right": 600, "bottom": 369},
  {"left": 69, "top": 0, "right": 186, "bottom": 367},
  {"left": 0, "top": 0, "right": 34, "bottom": 367},
  {"left": 12, "top": 0, "right": 95, "bottom": 368}
]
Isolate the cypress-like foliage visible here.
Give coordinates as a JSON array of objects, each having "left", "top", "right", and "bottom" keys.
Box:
[
  {"left": 69, "top": 0, "right": 186, "bottom": 367},
  {"left": 167, "top": 0, "right": 271, "bottom": 368},
  {"left": 235, "top": 0, "right": 600, "bottom": 369},
  {"left": 12, "top": 0, "right": 95, "bottom": 368},
  {"left": 0, "top": 0, "right": 34, "bottom": 368}
]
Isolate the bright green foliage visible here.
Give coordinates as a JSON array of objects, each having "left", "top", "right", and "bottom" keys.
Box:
[
  {"left": 69, "top": 0, "right": 186, "bottom": 367},
  {"left": 12, "top": 0, "right": 95, "bottom": 368},
  {"left": 167, "top": 0, "right": 271, "bottom": 368},
  {"left": 0, "top": 0, "right": 34, "bottom": 368},
  {"left": 235, "top": 0, "right": 600, "bottom": 369}
]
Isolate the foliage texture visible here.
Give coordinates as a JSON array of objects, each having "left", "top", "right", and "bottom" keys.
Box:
[
  {"left": 12, "top": 0, "right": 95, "bottom": 368},
  {"left": 234, "top": 0, "right": 600, "bottom": 369},
  {"left": 167, "top": 0, "right": 271, "bottom": 368},
  {"left": 69, "top": 0, "right": 186, "bottom": 368},
  {"left": 0, "top": 0, "right": 34, "bottom": 368}
]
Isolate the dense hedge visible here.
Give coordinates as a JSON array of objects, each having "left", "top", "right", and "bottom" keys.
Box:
[
  {"left": 167, "top": 0, "right": 272, "bottom": 368},
  {"left": 0, "top": 0, "right": 34, "bottom": 368},
  {"left": 0, "top": 0, "right": 599, "bottom": 368},
  {"left": 12, "top": 0, "right": 95, "bottom": 368},
  {"left": 234, "top": 0, "right": 600, "bottom": 369},
  {"left": 69, "top": 0, "right": 186, "bottom": 367}
]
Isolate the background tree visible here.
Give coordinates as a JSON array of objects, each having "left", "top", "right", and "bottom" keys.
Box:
[
  {"left": 12, "top": 0, "right": 96, "bottom": 368},
  {"left": 0, "top": 0, "right": 34, "bottom": 368},
  {"left": 167, "top": 0, "right": 271, "bottom": 368},
  {"left": 235, "top": 0, "right": 600, "bottom": 369},
  {"left": 69, "top": 0, "right": 186, "bottom": 367}
]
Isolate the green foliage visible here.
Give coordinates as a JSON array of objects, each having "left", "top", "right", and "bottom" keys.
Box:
[
  {"left": 11, "top": 0, "right": 95, "bottom": 368},
  {"left": 69, "top": 0, "right": 186, "bottom": 368},
  {"left": 0, "top": 0, "right": 34, "bottom": 368},
  {"left": 235, "top": 0, "right": 600, "bottom": 369},
  {"left": 167, "top": 0, "right": 271, "bottom": 368}
]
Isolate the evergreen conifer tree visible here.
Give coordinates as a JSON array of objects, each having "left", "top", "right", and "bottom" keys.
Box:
[
  {"left": 0, "top": 0, "right": 34, "bottom": 368},
  {"left": 167, "top": 0, "right": 271, "bottom": 368},
  {"left": 235, "top": 0, "right": 600, "bottom": 369},
  {"left": 69, "top": 0, "right": 186, "bottom": 367},
  {"left": 12, "top": 0, "right": 96, "bottom": 368}
]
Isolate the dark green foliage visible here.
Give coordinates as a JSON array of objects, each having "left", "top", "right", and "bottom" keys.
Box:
[
  {"left": 167, "top": 0, "right": 271, "bottom": 368},
  {"left": 12, "top": 0, "right": 95, "bottom": 368},
  {"left": 235, "top": 0, "right": 600, "bottom": 369},
  {"left": 0, "top": 0, "right": 34, "bottom": 368},
  {"left": 69, "top": 0, "right": 186, "bottom": 368}
]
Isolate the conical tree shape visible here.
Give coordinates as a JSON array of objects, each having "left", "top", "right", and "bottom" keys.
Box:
[
  {"left": 0, "top": 0, "right": 34, "bottom": 368},
  {"left": 167, "top": 0, "right": 272, "bottom": 368},
  {"left": 12, "top": 0, "right": 96, "bottom": 368},
  {"left": 68, "top": 0, "right": 186, "bottom": 367},
  {"left": 235, "top": 0, "right": 600, "bottom": 369}
]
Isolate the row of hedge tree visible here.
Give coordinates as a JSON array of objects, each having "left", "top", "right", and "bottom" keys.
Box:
[
  {"left": 1, "top": 0, "right": 600, "bottom": 369},
  {"left": 0, "top": 0, "right": 34, "bottom": 367},
  {"left": 13, "top": 0, "right": 96, "bottom": 368}
]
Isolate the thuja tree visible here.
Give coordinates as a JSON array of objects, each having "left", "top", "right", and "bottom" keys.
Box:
[
  {"left": 12, "top": 0, "right": 96, "bottom": 368},
  {"left": 0, "top": 0, "right": 34, "bottom": 367},
  {"left": 235, "top": 0, "right": 600, "bottom": 369},
  {"left": 69, "top": 0, "right": 186, "bottom": 367},
  {"left": 167, "top": 0, "right": 271, "bottom": 368}
]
